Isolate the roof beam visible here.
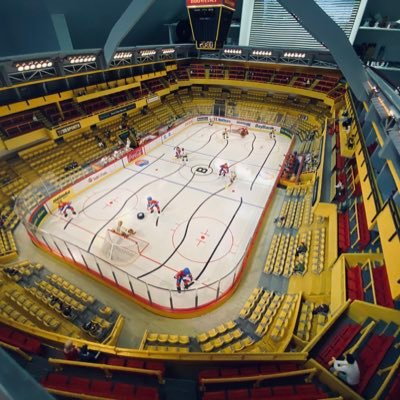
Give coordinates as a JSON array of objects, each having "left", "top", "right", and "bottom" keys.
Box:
[
  {"left": 277, "top": 0, "right": 368, "bottom": 101},
  {"left": 103, "top": 0, "right": 156, "bottom": 66}
]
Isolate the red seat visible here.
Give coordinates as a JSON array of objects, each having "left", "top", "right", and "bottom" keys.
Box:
[
  {"left": 106, "top": 356, "right": 126, "bottom": 366},
  {"left": 372, "top": 266, "right": 394, "bottom": 308},
  {"left": 386, "top": 371, "right": 400, "bottom": 399},
  {"left": 278, "top": 363, "right": 299, "bottom": 372},
  {"left": 69, "top": 377, "right": 91, "bottom": 395},
  {"left": 42, "top": 373, "right": 69, "bottom": 390},
  {"left": 112, "top": 382, "right": 135, "bottom": 399},
  {"left": 251, "top": 387, "right": 272, "bottom": 399},
  {"left": 126, "top": 359, "right": 145, "bottom": 369},
  {"left": 346, "top": 266, "right": 363, "bottom": 301},
  {"left": 259, "top": 364, "right": 280, "bottom": 374},
  {"left": 273, "top": 386, "right": 294, "bottom": 396},
  {"left": 145, "top": 361, "right": 166, "bottom": 374},
  {"left": 199, "top": 369, "right": 220, "bottom": 380},
  {"left": 227, "top": 389, "right": 250, "bottom": 400},
  {"left": 239, "top": 366, "right": 260, "bottom": 376},
  {"left": 220, "top": 368, "right": 239, "bottom": 378},
  {"left": 89, "top": 380, "right": 113, "bottom": 397},
  {"left": 203, "top": 391, "right": 226, "bottom": 400},
  {"left": 136, "top": 385, "right": 159, "bottom": 400}
]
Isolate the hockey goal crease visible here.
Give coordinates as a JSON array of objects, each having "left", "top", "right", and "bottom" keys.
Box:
[{"left": 102, "top": 229, "right": 149, "bottom": 265}]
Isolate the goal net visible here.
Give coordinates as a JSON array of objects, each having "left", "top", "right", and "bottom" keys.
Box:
[
  {"left": 102, "top": 229, "right": 149, "bottom": 265},
  {"left": 230, "top": 125, "right": 249, "bottom": 137}
]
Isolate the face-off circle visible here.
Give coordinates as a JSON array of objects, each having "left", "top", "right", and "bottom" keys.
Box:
[
  {"left": 172, "top": 216, "right": 234, "bottom": 263},
  {"left": 191, "top": 164, "right": 213, "bottom": 176}
]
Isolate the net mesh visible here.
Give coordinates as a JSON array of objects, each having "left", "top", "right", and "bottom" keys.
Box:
[{"left": 102, "top": 229, "right": 148, "bottom": 265}]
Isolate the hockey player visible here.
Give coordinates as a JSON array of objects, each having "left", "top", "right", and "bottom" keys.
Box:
[
  {"left": 58, "top": 201, "right": 76, "bottom": 218},
  {"left": 147, "top": 197, "right": 160, "bottom": 214},
  {"left": 174, "top": 146, "right": 182, "bottom": 159},
  {"left": 174, "top": 267, "right": 193, "bottom": 293},
  {"left": 223, "top": 127, "right": 229, "bottom": 140},
  {"left": 181, "top": 148, "right": 188, "bottom": 162},
  {"left": 229, "top": 169, "right": 237, "bottom": 185},
  {"left": 219, "top": 162, "right": 229, "bottom": 176}
]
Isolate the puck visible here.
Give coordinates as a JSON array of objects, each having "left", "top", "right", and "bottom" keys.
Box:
[{"left": 137, "top": 212, "right": 145, "bottom": 220}]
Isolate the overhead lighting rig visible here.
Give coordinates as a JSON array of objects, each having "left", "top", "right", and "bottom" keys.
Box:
[
  {"left": 15, "top": 60, "right": 53, "bottom": 72},
  {"left": 283, "top": 52, "right": 306, "bottom": 58},
  {"left": 224, "top": 48, "right": 242, "bottom": 55},
  {"left": 113, "top": 52, "right": 133, "bottom": 60},
  {"left": 66, "top": 55, "right": 97, "bottom": 65},
  {"left": 252, "top": 50, "right": 272, "bottom": 56}
]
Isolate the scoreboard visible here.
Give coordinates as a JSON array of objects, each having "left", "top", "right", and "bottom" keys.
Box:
[{"left": 186, "top": 0, "right": 236, "bottom": 50}]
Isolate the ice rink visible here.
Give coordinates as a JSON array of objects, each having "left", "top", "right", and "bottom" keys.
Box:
[{"left": 40, "top": 123, "right": 291, "bottom": 309}]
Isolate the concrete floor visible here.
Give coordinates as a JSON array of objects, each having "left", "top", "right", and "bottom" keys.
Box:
[{"left": 13, "top": 189, "right": 285, "bottom": 349}]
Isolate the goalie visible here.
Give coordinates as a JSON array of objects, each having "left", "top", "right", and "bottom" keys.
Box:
[
  {"left": 112, "top": 220, "right": 136, "bottom": 238},
  {"left": 240, "top": 127, "right": 249, "bottom": 137}
]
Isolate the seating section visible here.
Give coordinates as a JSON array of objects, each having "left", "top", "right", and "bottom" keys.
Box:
[
  {"left": 315, "top": 322, "right": 362, "bottom": 367},
  {"left": 356, "top": 334, "right": 395, "bottom": 394},
  {"left": 0, "top": 229, "right": 17, "bottom": 262},
  {"left": 338, "top": 211, "right": 350, "bottom": 252},
  {"left": 310, "top": 228, "right": 325, "bottom": 274},
  {"left": 372, "top": 265, "right": 394, "bottom": 308},
  {"left": 295, "top": 301, "right": 314, "bottom": 341},
  {"left": 41, "top": 373, "right": 159, "bottom": 400},
  {"left": 346, "top": 266, "right": 364, "bottom": 301},
  {"left": 144, "top": 332, "right": 190, "bottom": 353},
  {"left": 0, "top": 324, "right": 42, "bottom": 354},
  {"left": 202, "top": 383, "right": 328, "bottom": 400},
  {"left": 386, "top": 371, "right": 400, "bottom": 400},
  {"left": 199, "top": 362, "right": 301, "bottom": 382},
  {"left": 356, "top": 202, "right": 370, "bottom": 250},
  {"left": 0, "top": 109, "right": 43, "bottom": 137}
]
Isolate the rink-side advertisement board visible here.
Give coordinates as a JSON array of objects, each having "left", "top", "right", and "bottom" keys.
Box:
[{"left": 31, "top": 205, "right": 48, "bottom": 227}]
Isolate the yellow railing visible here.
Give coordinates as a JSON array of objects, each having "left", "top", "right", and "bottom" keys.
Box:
[{"left": 48, "top": 358, "right": 165, "bottom": 384}]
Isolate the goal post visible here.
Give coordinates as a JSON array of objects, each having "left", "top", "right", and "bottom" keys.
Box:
[{"left": 102, "top": 229, "right": 149, "bottom": 265}]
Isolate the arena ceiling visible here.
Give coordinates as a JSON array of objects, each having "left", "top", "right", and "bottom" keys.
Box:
[{"left": 0, "top": 0, "right": 243, "bottom": 58}]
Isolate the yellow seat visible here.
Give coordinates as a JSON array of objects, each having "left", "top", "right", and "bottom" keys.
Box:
[
  {"left": 242, "top": 336, "right": 255, "bottom": 347},
  {"left": 212, "top": 338, "right": 224, "bottom": 348},
  {"left": 99, "top": 306, "right": 112, "bottom": 315},
  {"left": 232, "top": 341, "right": 244, "bottom": 352},
  {"left": 168, "top": 335, "right": 179, "bottom": 344},
  {"left": 222, "top": 333, "right": 233, "bottom": 344},
  {"left": 216, "top": 324, "right": 227, "bottom": 334},
  {"left": 225, "top": 320, "right": 236, "bottom": 330},
  {"left": 147, "top": 333, "right": 158, "bottom": 342},
  {"left": 158, "top": 334, "right": 168, "bottom": 343},
  {"left": 232, "top": 329, "right": 243, "bottom": 340},
  {"left": 178, "top": 335, "right": 190, "bottom": 345},
  {"left": 207, "top": 328, "right": 218, "bottom": 338},
  {"left": 197, "top": 332, "right": 208, "bottom": 343},
  {"left": 201, "top": 342, "right": 214, "bottom": 352}
]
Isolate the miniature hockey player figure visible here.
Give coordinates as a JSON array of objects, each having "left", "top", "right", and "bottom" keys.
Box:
[
  {"left": 240, "top": 127, "right": 249, "bottom": 137},
  {"left": 125, "top": 137, "right": 131, "bottom": 151},
  {"left": 223, "top": 127, "right": 229, "bottom": 140},
  {"left": 229, "top": 169, "right": 237, "bottom": 185},
  {"left": 181, "top": 148, "right": 188, "bottom": 162},
  {"left": 219, "top": 162, "right": 229, "bottom": 176},
  {"left": 174, "top": 146, "right": 182, "bottom": 159},
  {"left": 113, "top": 220, "right": 136, "bottom": 237},
  {"left": 147, "top": 197, "right": 160, "bottom": 214},
  {"left": 208, "top": 118, "right": 214, "bottom": 126},
  {"left": 174, "top": 267, "right": 193, "bottom": 293},
  {"left": 58, "top": 201, "right": 76, "bottom": 218}
]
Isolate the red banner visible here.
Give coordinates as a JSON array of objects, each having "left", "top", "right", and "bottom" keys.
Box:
[{"left": 186, "top": 0, "right": 236, "bottom": 8}]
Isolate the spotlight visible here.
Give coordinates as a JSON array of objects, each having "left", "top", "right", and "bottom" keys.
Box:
[{"left": 161, "top": 48, "right": 175, "bottom": 55}]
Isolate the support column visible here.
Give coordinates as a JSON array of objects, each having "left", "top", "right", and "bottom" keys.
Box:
[
  {"left": 238, "top": 0, "right": 255, "bottom": 46},
  {"left": 51, "top": 14, "right": 73, "bottom": 51}
]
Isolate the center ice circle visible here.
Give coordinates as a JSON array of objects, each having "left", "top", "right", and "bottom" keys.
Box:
[{"left": 172, "top": 216, "right": 234, "bottom": 263}]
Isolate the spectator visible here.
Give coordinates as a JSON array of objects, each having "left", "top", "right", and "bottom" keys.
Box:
[
  {"left": 336, "top": 181, "right": 345, "bottom": 197},
  {"left": 61, "top": 303, "right": 73, "bottom": 318},
  {"left": 293, "top": 261, "right": 305, "bottom": 275},
  {"left": 64, "top": 340, "right": 79, "bottom": 360},
  {"left": 273, "top": 215, "right": 286, "bottom": 224},
  {"left": 79, "top": 344, "right": 100, "bottom": 362},
  {"left": 313, "top": 304, "right": 330, "bottom": 315},
  {"left": 295, "top": 242, "right": 307, "bottom": 257},
  {"left": 328, "top": 354, "right": 360, "bottom": 386}
]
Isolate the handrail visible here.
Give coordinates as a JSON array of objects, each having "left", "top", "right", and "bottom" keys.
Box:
[
  {"left": 199, "top": 367, "right": 317, "bottom": 390},
  {"left": 47, "top": 358, "right": 165, "bottom": 384},
  {"left": 0, "top": 340, "right": 32, "bottom": 361},
  {"left": 372, "top": 354, "right": 400, "bottom": 400}
]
